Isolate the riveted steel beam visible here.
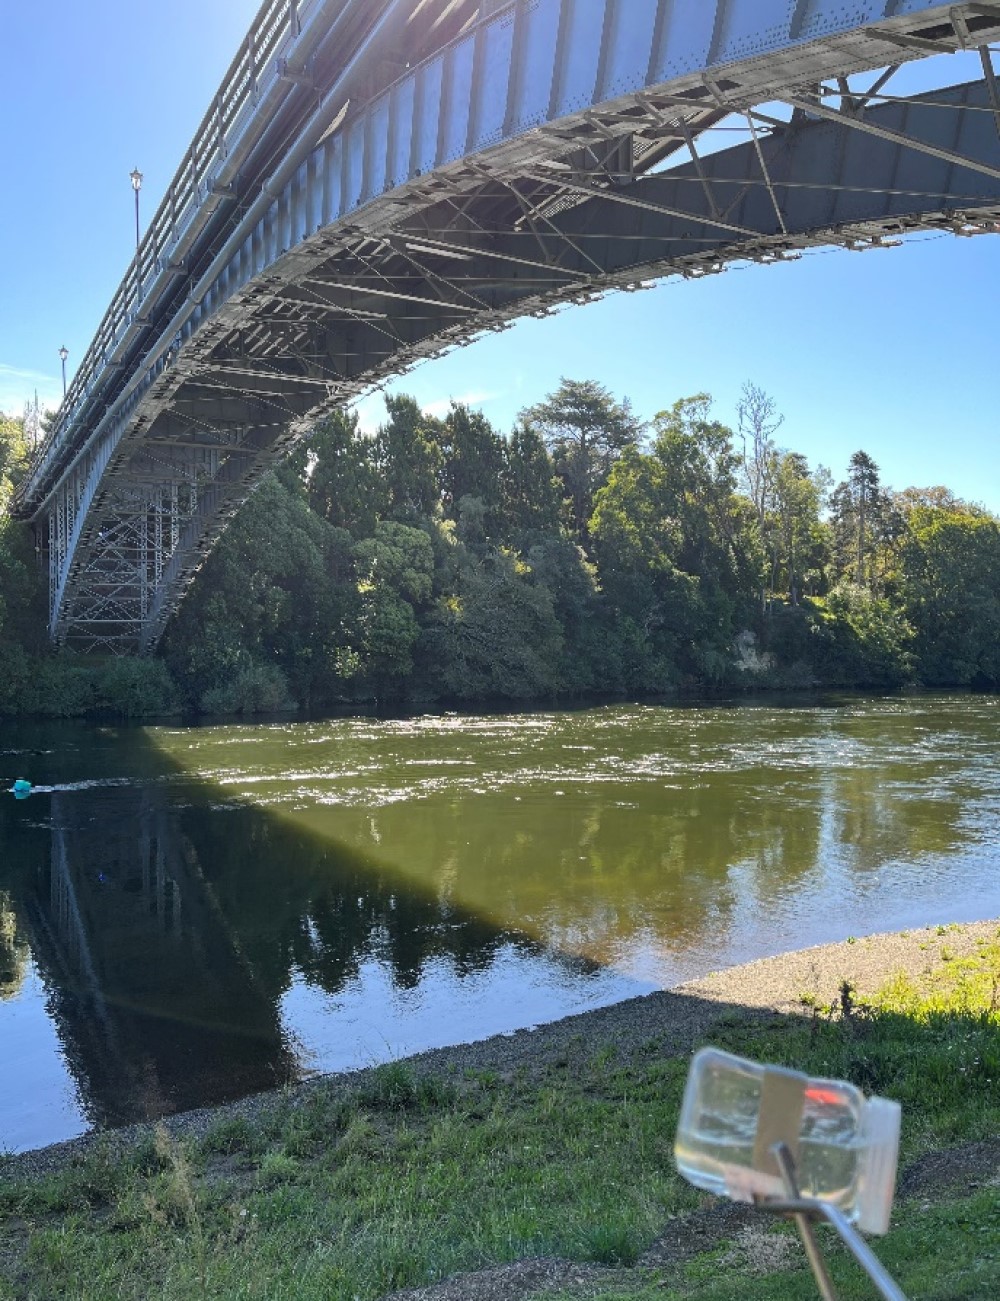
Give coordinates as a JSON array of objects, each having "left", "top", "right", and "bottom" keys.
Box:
[{"left": 781, "top": 91, "right": 1000, "bottom": 182}]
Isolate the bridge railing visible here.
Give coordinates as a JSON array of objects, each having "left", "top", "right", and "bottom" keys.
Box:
[{"left": 19, "top": 0, "right": 325, "bottom": 507}]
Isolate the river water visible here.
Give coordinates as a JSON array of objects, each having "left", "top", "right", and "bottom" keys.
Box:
[{"left": 1, "top": 694, "right": 998, "bottom": 1152}]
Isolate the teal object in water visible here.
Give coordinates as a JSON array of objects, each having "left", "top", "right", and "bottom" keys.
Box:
[{"left": 11, "top": 779, "right": 31, "bottom": 797}]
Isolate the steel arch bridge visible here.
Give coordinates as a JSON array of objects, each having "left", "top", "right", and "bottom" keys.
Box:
[{"left": 12, "top": 0, "right": 1000, "bottom": 653}]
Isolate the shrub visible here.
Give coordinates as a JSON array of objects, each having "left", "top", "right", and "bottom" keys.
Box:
[
  {"left": 199, "top": 661, "right": 296, "bottom": 715},
  {"left": 95, "top": 657, "right": 180, "bottom": 717},
  {"left": 22, "top": 656, "right": 100, "bottom": 717},
  {"left": 0, "top": 644, "right": 32, "bottom": 716}
]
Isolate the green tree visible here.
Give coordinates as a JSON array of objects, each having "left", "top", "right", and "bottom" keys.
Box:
[
  {"left": 591, "top": 395, "right": 758, "bottom": 685},
  {"left": 849, "top": 451, "right": 881, "bottom": 585},
  {"left": 353, "top": 521, "right": 435, "bottom": 696},
  {"left": 306, "top": 409, "right": 384, "bottom": 538},
  {"left": 736, "top": 381, "right": 782, "bottom": 611},
  {"left": 898, "top": 502, "right": 1000, "bottom": 686},
  {"left": 0, "top": 517, "right": 44, "bottom": 654},
  {"left": 162, "top": 474, "right": 358, "bottom": 709},
  {"left": 95, "top": 657, "right": 180, "bottom": 717},
  {"left": 421, "top": 549, "right": 563, "bottom": 700},
  {"left": 501, "top": 424, "right": 563, "bottom": 542},
  {"left": 824, "top": 583, "right": 914, "bottom": 686},
  {"left": 373, "top": 395, "right": 443, "bottom": 522},
  {"left": 521, "top": 534, "right": 613, "bottom": 694},
  {"left": 646, "top": 395, "right": 756, "bottom": 612},
  {"left": 520, "top": 379, "right": 643, "bottom": 542},
  {"left": 438, "top": 403, "right": 505, "bottom": 537},
  {"left": 590, "top": 442, "right": 695, "bottom": 665},
  {"left": 353, "top": 520, "right": 434, "bottom": 607},
  {"left": 0, "top": 515, "right": 46, "bottom": 715},
  {"left": 773, "top": 452, "right": 828, "bottom": 604},
  {"left": 831, "top": 451, "right": 891, "bottom": 589},
  {"left": 0, "top": 415, "right": 32, "bottom": 507},
  {"left": 0, "top": 416, "right": 46, "bottom": 706}
]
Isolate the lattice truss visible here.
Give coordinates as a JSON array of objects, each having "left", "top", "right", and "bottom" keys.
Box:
[
  {"left": 22, "top": 1, "right": 1000, "bottom": 653},
  {"left": 46, "top": 435, "right": 228, "bottom": 652}
]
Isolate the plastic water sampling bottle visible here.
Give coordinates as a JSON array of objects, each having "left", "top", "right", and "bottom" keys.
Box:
[{"left": 674, "top": 1047, "right": 901, "bottom": 1234}]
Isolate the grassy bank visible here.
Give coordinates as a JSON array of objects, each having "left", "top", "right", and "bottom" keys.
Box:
[{"left": 1, "top": 933, "right": 998, "bottom": 1301}]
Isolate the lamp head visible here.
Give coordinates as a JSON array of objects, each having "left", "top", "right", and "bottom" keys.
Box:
[{"left": 130, "top": 167, "right": 143, "bottom": 192}]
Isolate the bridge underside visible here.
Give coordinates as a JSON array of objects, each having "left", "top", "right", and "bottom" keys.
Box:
[{"left": 17, "top": 2, "right": 1000, "bottom": 652}]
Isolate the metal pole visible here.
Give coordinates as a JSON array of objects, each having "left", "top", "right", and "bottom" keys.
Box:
[
  {"left": 763, "top": 1197, "right": 910, "bottom": 1301},
  {"left": 765, "top": 1143, "right": 909, "bottom": 1301},
  {"left": 130, "top": 168, "right": 143, "bottom": 301},
  {"left": 58, "top": 346, "right": 68, "bottom": 398},
  {"left": 771, "top": 1144, "right": 840, "bottom": 1301},
  {"left": 979, "top": 45, "right": 1000, "bottom": 142},
  {"left": 131, "top": 168, "right": 142, "bottom": 250}
]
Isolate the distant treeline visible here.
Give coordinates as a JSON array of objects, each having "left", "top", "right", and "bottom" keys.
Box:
[{"left": 2, "top": 380, "right": 999, "bottom": 718}]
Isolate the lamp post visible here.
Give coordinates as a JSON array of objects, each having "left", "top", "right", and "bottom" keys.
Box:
[
  {"left": 130, "top": 167, "right": 143, "bottom": 250},
  {"left": 58, "top": 346, "right": 68, "bottom": 399}
]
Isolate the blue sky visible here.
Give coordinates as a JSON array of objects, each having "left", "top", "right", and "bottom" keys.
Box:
[{"left": 2, "top": 1, "right": 998, "bottom": 509}]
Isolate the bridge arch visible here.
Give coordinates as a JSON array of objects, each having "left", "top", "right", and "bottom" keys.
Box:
[{"left": 13, "top": 0, "right": 1000, "bottom": 651}]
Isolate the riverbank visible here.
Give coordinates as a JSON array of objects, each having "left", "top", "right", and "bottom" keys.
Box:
[
  {"left": 8, "top": 918, "right": 997, "bottom": 1176},
  {"left": 1, "top": 919, "right": 998, "bottom": 1300}
]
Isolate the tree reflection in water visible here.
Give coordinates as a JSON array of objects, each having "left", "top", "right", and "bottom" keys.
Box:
[
  {"left": 3, "top": 777, "right": 604, "bottom": 1132},
  {"left": 0, "top": 891, "right": 27, "bottom": 1000}
]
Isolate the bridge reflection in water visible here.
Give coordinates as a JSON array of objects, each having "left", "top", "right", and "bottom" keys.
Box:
[
  {"left": 5, "top": 773, "right": 624, "bottom": 1140},
  {"left": 30, "top": 788, "right": 296, "bottom": 1128}
]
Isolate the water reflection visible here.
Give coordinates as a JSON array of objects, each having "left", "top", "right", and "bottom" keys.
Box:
[
  {"left": 15, "top": 788, "right": 294, "bottom": 1129},
  {"left": 0, "top": 696, "right": 998, "bottom": 1151},
  {"left": 0, "top": 755, "right": 629, "bottom": 1147},
  {"left": 181, "top": 802, "right": 546, "bottom": 995},
  {"left": 152, "top": 697, "right": 1000, "bottom": 984},
  {"left": 0, "top": 892, "right": 28, "bottom": 1000}
]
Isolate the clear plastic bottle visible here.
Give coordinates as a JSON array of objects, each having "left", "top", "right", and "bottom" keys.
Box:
[{"left": 674, "top": 1046, "right": 901, "bottom": 1234}]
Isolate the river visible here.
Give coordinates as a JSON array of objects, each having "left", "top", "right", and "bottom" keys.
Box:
[{"left": 0, "top": 693, "right": 998, "bottom": 1152}]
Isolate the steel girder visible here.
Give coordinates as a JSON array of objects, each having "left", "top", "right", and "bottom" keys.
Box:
[{"left": 12, "top": 0, "right": 1000, "bottom": 651}]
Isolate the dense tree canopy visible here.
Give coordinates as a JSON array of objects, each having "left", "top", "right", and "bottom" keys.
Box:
[
  {"left": 1, "top": 381, "right": 998, "bottom": 717},
  {"left": 897, "top": 503, "right": 1000, "bottom": 687}
]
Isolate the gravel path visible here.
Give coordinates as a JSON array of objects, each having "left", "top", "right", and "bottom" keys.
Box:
[{"left": 5, "top": 918, "right": 997, "bottom": 1184}]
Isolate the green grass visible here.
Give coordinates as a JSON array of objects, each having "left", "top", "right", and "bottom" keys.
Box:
[
  {"left": 0, "top": 939, "right": 997, "bottom": 1300},
  {"left": 546, "top": 1189, "right": 1000, "bottom": 1299}
]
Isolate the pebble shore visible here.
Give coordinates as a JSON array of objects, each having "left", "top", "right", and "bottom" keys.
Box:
[{"left": 6, "top": 918, "right": 998, "bottom": 1181}]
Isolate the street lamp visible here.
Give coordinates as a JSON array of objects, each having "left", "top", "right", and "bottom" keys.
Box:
[
  {"left": 58, "top": 346, "right": 68, "bottom": 398},
  {"left": 130, "top": 167, "right": 143, "bottom": 250}
]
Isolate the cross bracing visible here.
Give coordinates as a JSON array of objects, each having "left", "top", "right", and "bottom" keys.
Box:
[{"left": 11, "top": 0, "right": 1000, "bottom": 652}]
